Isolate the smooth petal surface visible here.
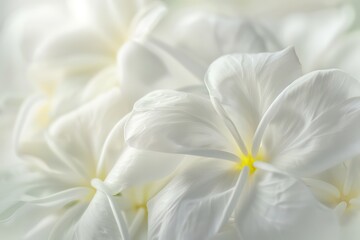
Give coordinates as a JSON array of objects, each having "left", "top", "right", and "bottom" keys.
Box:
[
  {"left": 81, "top": 66, "right": 119, "bottom": 103},
  {"left": 147, "top": 159, "right": 242, "bottom": 240},
  {"left": 48, "top": 89, "right": 129, "bottom": 179},
  {"left": 15, "top": 96, "right": 64, "bottom": 167},
  {"left": 125, "top": 90, "right": 238, "bottom": 161},
  {"left": 156, "top": 11, "right": 278, "bottom": 67},
  {"left": 305, "top": 159, "right": 360, "bottom": 240},
  {"left": 0, "top": 2, "right": 67, "bottom": 98},
  {"left": 205, "top": 47, "right": 302, "bottom": 141},
  {"left": 46, "top": 203, "right": 86, "bottom": 240},
  {"left": 95, "top": 112, "right": 182, "bottom": 193},
  {"left": 236, "top": 163, "right": 340, "bottom": 240},
  {"left": 259, "top": 70, "right": 360, "bottom": 176},
  {"left": 131, "top": 1, "right": 167, "bottom": 38},
  {"left": 0, "top": 96, "right": 22, "bottom": 164},
  {"left": 117, "top": 40, "right": 195, "bottom": 105},
  {"left": 341, "top": 210, "right": 360, "bottom": 240},
  {"left": 318, "top": 31, "right": 360, "bottom": 79},
  {"left": 265, "top": 6, "right": 354, "bottom": 72},
  {"left": 75, "top": 192, "right": 125, "bottom": 240},
  {"left": 69, "top": 0, "right": 136, "bottom": 39},
  {"left": 105, "top": 147, "right": 182, "bottom": 193},
  {"left": 31, "top": 25, "right": 115, "bottom": 82}
]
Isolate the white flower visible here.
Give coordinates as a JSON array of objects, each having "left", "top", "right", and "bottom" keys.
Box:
[
  {"left": 28, "top": 0, "right": 166, "bottom": 116},
  {"left": 14, "top": 0, "right": 170, "bottom": 160},
  {"left": 125, "top": 48, "right": 360, "bottom": 239},
  {"left": 0, "top": 0, "right": 69, "bottom": 99},
  {"left": 16, "top": 7, "right": 277, "bottom": 160},
  {"left": 305, "top": 159, "right": 360, "bottom": 240},
  {"left": 0, "top": 97, "right": 38, "bottom": 239},
  {"left": 3, "top": 89, "right": 180, "bottom": 239},
  {"left": 119, "top": 10, "right": 279, "bottom": 102},
  {"left": 154, "top": 11, "right": 279, "bottom": 67}
]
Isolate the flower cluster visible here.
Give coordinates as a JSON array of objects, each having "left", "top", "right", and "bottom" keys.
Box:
[{"left": 1, "top": 0, "right": 360, "bottom": 239}]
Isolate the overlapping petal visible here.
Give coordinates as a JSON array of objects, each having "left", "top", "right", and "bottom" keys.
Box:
[
  {"left": 125, "top": 90, "right": 238, "bottom": 161},
  {"left": 236, "top": 163, "right": 340, "bottom": 240},
  {"left": 205, "top": 47, "right": 302, "bottom": 141},
  {"left": 258, "top": 70, "right": 360, "bottom": 175},
  {"left": 75, "top": 192, "right": 126, "bottom": 240},
  {"left": 147, "top": 159, "right": 244, "bottom": 240},
  {"left": 47, "top": 89, "right": 130, "bottom": 178}
]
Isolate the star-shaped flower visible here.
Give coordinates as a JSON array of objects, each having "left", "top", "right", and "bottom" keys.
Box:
[{"left": 125, "top": 48, "right": 360, "bottom": 239}]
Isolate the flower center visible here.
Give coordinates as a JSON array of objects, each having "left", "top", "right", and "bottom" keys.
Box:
[
  {"left": 235, "top": 149, "right": 264, "bottom": 174},
  {"left": 336, "top": 191, "right": 359, "bottom": 211},
  {"left": 339, "top": 194, "right": 352, "bottom": 208},
  {"left": 235, "top": 154, "right": 255, "bottom": 173}
]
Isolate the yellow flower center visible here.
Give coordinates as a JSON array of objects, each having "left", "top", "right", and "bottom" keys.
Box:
[{"left": 235, "top": 149, "right": 265, "bottom": 174}]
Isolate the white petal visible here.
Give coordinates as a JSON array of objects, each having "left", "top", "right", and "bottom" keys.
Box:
[
  {"left": 0, "top": 2, "right": 67, "bottom": 98},
  {"left": 236, "top": 165, "right": 340, "bottom": 240},
  {"left": 0, "top": 97, "right": 22, "bottom": 165},
  {"left": 75, "top": 191, "right": 129, "bottom": 240},
  {"left": 22, "top": 187, "right": 90, "bottom": 207},
  {"left": 1, "top": 203, "right": 57, "bottom": 239},
  {"left": 303, "top": 178, "right": 341, "bottom": 207},
  {"left": 105, "top": 147, "right": 182, "bottom": 193},
  {"left": 131, "top": 1, "right": 167, "bottom": 38},
  {"left": 23, "top": 215, "right": 58, "bottom": 240},
  {"left": 319, "top": 31, "right": 360, "bottom": 79},
  {"left": 0, "top": 166, "right": 34, "bottom": 218},
  {"left": 125, "top": 90, "right": 238, "bottom": 161},
  {"left": 69, "top": 0, "right": 137, "bottom": 39},
  {"left": 117, "top": 40, "right": 184, "bottom": 105},
  {"left": 117, "top": 39, "right": 201, "bottom": 106},
  {"left": 156, "top": 12, "right": 278, "bottom": 67},
  {"left": 340, "top": 209, "right": 360, "bottom": 240},
  {"left": 31, "top": 25, "right": 115, "bottom": 82},
  {"left": 48, "top": 89, "right": 129, "bottom": 178},
  {"left": 147, "top": 159, "right": 241, "bottom": 240},
  {"left": 268, "top": 6, "right": 354, "bottom": 72},
  {"left": 15, "top": 96, "right": 67, "bottom": 170},
  {"left": 139, "top": 36, "right": 206, "bottom": 83},
  {"left": 209, "top": 222, "right": 240, "bottom": 240},
  {"left": 48, "top": 204, "right": 86, "bottom": 240},
  {"left": 205, "top": 47, "right": 302, "bottom": 141},
  {"left": 81, "top": 66, "right": 119, "bottom": 103},
  {"left": 258, "top": 70, "right": 360, "bottom": 176}
]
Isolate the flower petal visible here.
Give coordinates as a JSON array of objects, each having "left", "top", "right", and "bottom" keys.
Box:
[
  {"left": 31, "top": 25, "right": 115, "bottom": 82},
  {"left": 205, "top": 47, "right": 302, "bottom": 141},
  {"left": 69, "top": 0, "right": 136, "bottom": 39},
  {"left": 125, "top": 90, "right": 238, "bottom": 161},
  {"left": 257, "top": 70, "right": 360, "bottom": 176},
  {"left": 236, "top": 163, "right": 340, "bottom": 240},
  {"left": 75, "top": 192, "right": 128, "bottom": 240},
  {"left": 105, "top": 147, "right": 182, "bottom": 193},
  {"left": 319, "top": 31, "right": 360, "bottom": 79},
  {"left": 48, "top": 89, "right": 129, "bottom": 178},
  {"left": 117, "top": 40, "right": 195, "bottom": 105},
  {"left": 156, "top": 11, "right": 278, "bottom": 67},
  {"left": 268, "top": 6, "right": 354, "bottom": 72},
  {"left": 147, "top": 159, "right": 242, "bottom": 240},
  {"left": 47, "top": 204, "right": 86, "bottom": 240},
  {"left": 22, "top": 187, "right": 90, "bottom": 207}
]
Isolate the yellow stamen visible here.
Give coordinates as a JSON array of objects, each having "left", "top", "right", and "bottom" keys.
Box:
[{"left": 235, "top": 150, "right": 264, "bottom": 174}]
